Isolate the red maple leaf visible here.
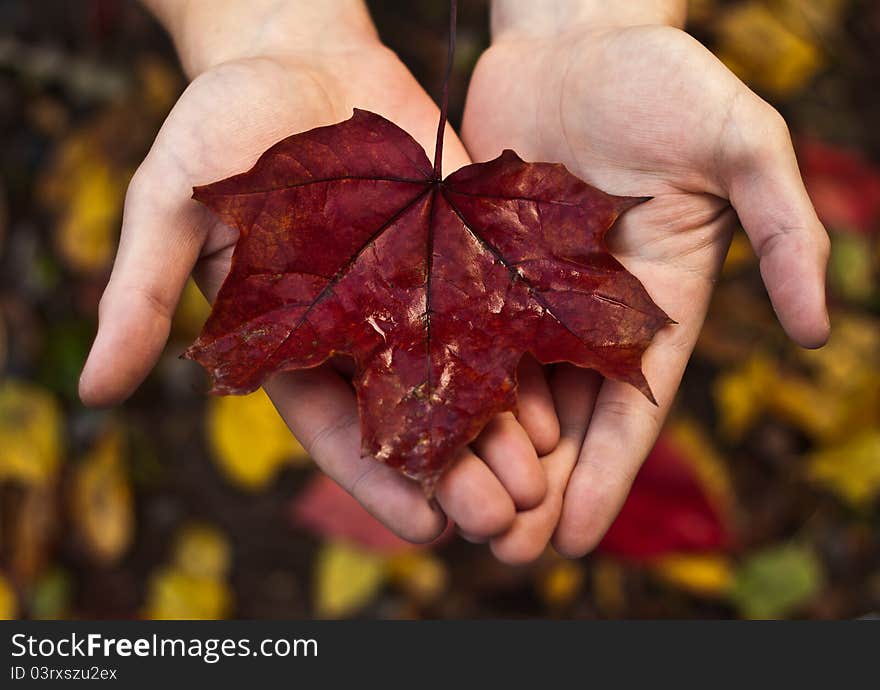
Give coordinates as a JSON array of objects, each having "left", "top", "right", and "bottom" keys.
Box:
[
  {"left": 291, "top": 473, "right": 453, "bottom": 554},
  {"left": 798, "top": 136, "right": 880, "bottom": 236},
  {"left": 184, "top": 5, "right": 670, "bottom": 490},
  {"left": 598, "top": 434, "right": 732, "bottom": 561}
]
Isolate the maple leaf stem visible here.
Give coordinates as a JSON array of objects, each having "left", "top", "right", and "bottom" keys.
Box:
[{"left": 433, "top": 0, "right": 457, "bottom": 180}]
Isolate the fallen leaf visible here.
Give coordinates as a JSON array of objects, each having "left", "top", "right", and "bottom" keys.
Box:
[
  {"left": 171, "top": 278, "right": 211, "bottom": 340},
  {"left": 136, "top": 56, "right": 182, "bottom": 117},
  {"left": 716, "top": 2, "right": 823, "bottom": 97},
  {"left": 665, "top": 419, "right": 736, "bottom": 517},
  {"left": 143, "top": 523, "right": 234, "bottom": 620},
  {"left": 172, "top": 523, "right": 232, "bottom": 581},
  {"left": 69, "top": 428, "right": 133, "bottom": 564},
  {"left": 314, "top": 541, "right": 386, "bottom": 619},
  {"left": 599, "top": 425, "right": 733, "bottom": 560},
  {"left": 714, "top": 355, "right": 775, "bottom": 441},
  {"left": 592, "top": 558, "right": 626, "bottom": 617},
  {"left": 651, "top": 553, "right": 733, "bottom": 597},
  {"left": 0, "top": 379, "right": 63, "bottom": 486},
  {"left": 720, "top": 230, "right": 756, "bottom": 276},
  {"left": 537, "top": 558, "right": 585, "bottom": 609},
  {"left": 714, "top": 315, "right": 880, "bottom": 443},
  {"left": 292, "top": 473, "right": 423, "bottom": 553},
  {"left": 729, "top": 542, "right": 823, "bottom": 619},
  {"left": 186, "top": 109, "right": 669, "bottom": 489},
  {"left": 829, "top": 232, "right": 875, "bottom": 302},
  {"left": 807, "top": 431, "right": 880, "bottom": 508},
  {"left": 771, "top": 0, "right": 849, "bottom": 38},
  {"left": 798, "top": 137, "right": 880, "bottom": 236},
  {"left": 207, "top": 387, "right": 309, "bottom": 491},
  {"left": 386, "top": 551, "right": 448, "bottom": 605},
  {"left": 0, "top": 572, "right": 16, "bottom": 619},
  {"left": 2, "top": 486, "right": 57, "bottom": 584},
  {"left": 40, "top": 129, "right": 126, "bottom": 274},
  {"left": 29, "top": 568, "right": 72, "bottom": 620},
  {"left": 144, "top": 569, "right": 233, "bottom": 620}
]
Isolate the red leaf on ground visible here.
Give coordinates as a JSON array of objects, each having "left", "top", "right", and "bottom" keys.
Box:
[
  {"left": 798, "top": 137, "right": 880, "bottom": 235},
  {"left": 291, "top": 473, "right": 450, "bottom": 554},
  {"left": 598, "top": 434, "right": 732, "bottom": 561},
  {"left": 185, "top": 109, "right": 670, "bottom": 489}
]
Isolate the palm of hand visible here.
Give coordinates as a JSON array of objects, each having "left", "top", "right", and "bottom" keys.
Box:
[
  {"left": 460, "top": 25, "right": 828, "bottom": 560},
  {"left": 85, "top": 45, "right": 552, "bottom": 547},
  {"left": 138, "top": 48, "right": 460, "bottom": 299},
  {"left": 465, "top": 27, "right": 750, "bottom": 319}
]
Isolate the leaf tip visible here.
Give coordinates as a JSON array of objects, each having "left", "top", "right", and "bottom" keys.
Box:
[
  {"left": 616, "top": 195, "right": 653, "bottom": 213},
  {"left": 191, "top": 185, "right": 209, "bottom": 203},
  {"left": 632, "top": 371, "right": 659, "bottom": 406}
]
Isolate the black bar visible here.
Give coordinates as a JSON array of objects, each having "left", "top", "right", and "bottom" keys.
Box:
[{"left": 1, "top": 620, "right": 876, "bottom": 685}]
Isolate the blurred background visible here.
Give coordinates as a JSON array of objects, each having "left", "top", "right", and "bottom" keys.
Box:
[{"left": 0, "top": 0, "right": 878, "bottom": 620}]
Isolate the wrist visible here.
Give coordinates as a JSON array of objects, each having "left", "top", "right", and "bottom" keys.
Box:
[
  {"left": 490, "top": 0, "right": 686, "bottom": 41},
  {"left": 142, "top": 0, "right": 380, "bottom": 79}
]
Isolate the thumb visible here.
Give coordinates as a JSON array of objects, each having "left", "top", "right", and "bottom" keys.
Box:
[
  {"left": 79, "top": 166, "right": 206, "bottom": 406},
  {"left": 722, "top": 103, "right": 831, "bottom": 348}
]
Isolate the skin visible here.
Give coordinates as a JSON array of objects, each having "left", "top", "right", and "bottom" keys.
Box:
[
  {"left": 461, "top": 0, "right": 830, "bottom": 561},
  {"left": 79, "top": 0, "right": 547, "bottom": 545},
  {"left": 79, "top": 0, "right": 830, "bottom": 563}
]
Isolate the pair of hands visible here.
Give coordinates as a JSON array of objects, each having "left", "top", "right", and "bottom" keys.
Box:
[{"left": 79, "top": 0, "right": 830, "bottom": 564}]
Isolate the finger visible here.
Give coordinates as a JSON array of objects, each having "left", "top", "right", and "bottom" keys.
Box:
[
  {"left": 458, "top": 529, "right": 488, "bottom": 545},
  {"left": 79, "top": 164, "right": 207, "bottom": 407},
  {"left": 722, "top": 103, "right": 831, "bottom": 348},
  {"left": 515, "top": 356, "right": 560, "bottom": 455},
  {"left": 435, "top": 449, "right": 516, "bottom": 539},
  {"left": 471, "top": 412, "right": 546, "bottom": 510},
  {"left": 490, "top": 366, "right": 600, "bottom": 565},
  {"left": 265, "top": 368, "right": 446, "bottom": 544},
  {"left": 552, "top": 317, "right": 699, "bottom": 558}
]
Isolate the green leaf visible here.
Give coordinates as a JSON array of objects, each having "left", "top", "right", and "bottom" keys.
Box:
[{"left": 730, "top": 543, "right": 823, "bottom": 619}]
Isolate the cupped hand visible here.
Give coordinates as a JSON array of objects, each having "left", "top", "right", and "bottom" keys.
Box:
[
  {"left": 461, "top": 24, "right": 830, "bottom": 562},
  {"left": 79, "top": 22, "right": 548, "bottom": 544}
]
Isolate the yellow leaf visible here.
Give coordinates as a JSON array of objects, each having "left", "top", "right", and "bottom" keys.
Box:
[
  {"left": 173, "top": 523, "right": 232, "bottom": 580},
  {"left": 171, "top": 279, "right": 211, "bottom": 340},
  {"left": 537, "top": 559, "right": 585, "bottom": 608},
  {"left": 687, "top": 0, "right": 717, "bottom": 25},
  {"left": 207, "top": 388, "right": 309, "bottom": 491},
  {"left": 721, "top": 231, "right": 756, "bottom": 275},
  {"left": 592, "top": 558, "right": 626, "bottom": 617},
  {"left": 713, "top": 355, "right": 774, "bottom": 440},
  {"left": 136, "top": 56, "right": 182, "bottom": 116},
  {"left": 7, "top": 487, "right": 56, "bottom": 584},
  {"left": 807, "top": 431, "right": 880, "bottom": 508},
  {"left": 144, "top": 568, "right": 232, "bottom": 620},
  {"left": 387, "top": 551, "right": 448, "bottom": 604},
  {"left": 143, "top": 522, "right": 234, "bottom": 620},
  {"left": 70, "top": 429, "right": 133, "bottom": 564},
  {"left": 716, "top": 2, "right": 823, "bottom": 96},
  {"left": 314, "top": 542, "right": 386, "bottom": 619},
  {"left": 651, "top": 554, "right": 733, "bottom": 597},
  {"left": 716, "top": 317, "right": 880, "bottom": 443},
  {"left": 763, "top": 316, "right": 880, "bottom": 442},
  {"left": 0, "top": 573, "right": 17, "bottom": 619},
  {"left": 41, "top": 133, "right": 125, "bottom": 274},
  {"left": 667, "top": 418, "right": 736, "bottom": 516},
  {"left": 770, "top": 0, "right": 849, "bottom": 38},
  {"left": 797, "top": 313, "right": 880, "bottom": 390},
  {"left": 0, "top": 379, "right": 63, "bottom": 486}
]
